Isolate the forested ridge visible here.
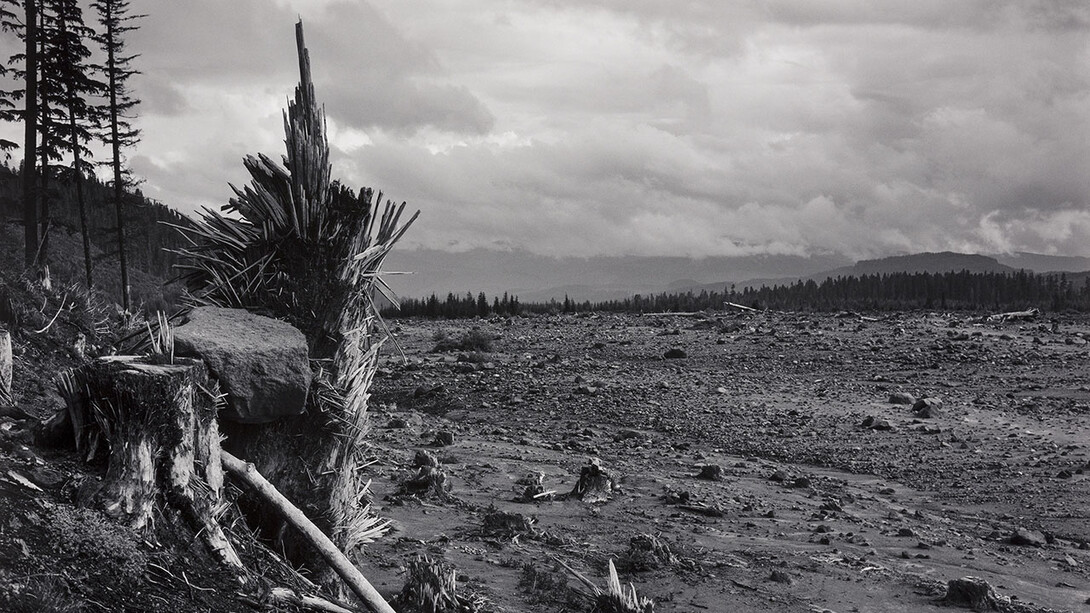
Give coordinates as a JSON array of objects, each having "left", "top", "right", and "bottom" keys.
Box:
[{"left": 0, "top": 162, "right": 186, "bottom": 280}]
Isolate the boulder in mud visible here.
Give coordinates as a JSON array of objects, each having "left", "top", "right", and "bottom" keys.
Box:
[
  {"left": 943, "top": 576, "right": 1007, "bottom": 610},
  {"left": 888, "top": 391, "right": 916, "bottom": 405},
  {"left": 1008, "top": 526, "right": 1046, "bottom": 547},
  {"left": 912, "top": 397, "right": 943, "bottom": 418},
  {"left": 173, "top": 307, "right": 311, "bottom": 423}
]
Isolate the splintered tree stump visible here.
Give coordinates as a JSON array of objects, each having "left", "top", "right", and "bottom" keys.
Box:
[
  {"left": 67, "top": 357, "right": 239, "bottom": 567},
  {"left": 569, "top": 459, "right": 617, "bottom": 503}
]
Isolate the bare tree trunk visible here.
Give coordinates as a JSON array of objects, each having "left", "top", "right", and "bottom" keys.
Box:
[
  {"left": 21, "top": 0, "right": 39, "bottom": 271},
  {"left": 103, "top": 3, "right": 129, "bottom": 310},
  {"left": 61, "top": 14, "right": 93, "bottom": 289}
]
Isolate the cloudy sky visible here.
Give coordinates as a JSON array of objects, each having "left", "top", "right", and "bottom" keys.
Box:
[{"left": 41, "top": 1, "right": 1090, "bottom": 261}]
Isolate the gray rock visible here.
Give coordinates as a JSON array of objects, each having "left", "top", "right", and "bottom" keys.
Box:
[
  {"left": 912, "top": 397, "right": 943, "bottom": 418},
  {"left": 663, "top": 348, "right": 687, "bottom": 359},
  {"left": 173, "top": 307, "right": 311, "bottom": 423},
  {"left": 1009, "top": 527, "right": 1046, "bottom": 547},
  {"left": 888, "top": 391, "right": 916, "bottom": 405},
  {"left": 697, "top": 464, "right": 723, "bottom": 480}
]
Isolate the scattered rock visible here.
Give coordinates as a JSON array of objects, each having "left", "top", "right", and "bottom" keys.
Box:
[
  {"left": 912, "top": 397, "right": 943, "bottom": 418},
  {"left": 943, "top": 576, "right": 1008, "bottom": 610},
  {"left": 888, "top": 391, "right": 916, "bottom": 405},
  {"left": 1009, "top": 527, "right": 1046, "bottom": 547},
  {"left": 614, "top": 429, "right": 642, "bottom": 442},
  {"left": 769, "top": 569, "right": 793, "bottom": 585},
  {"left": 696, "top": 464, "right": 723, "bottom": 481},
  {"left": 861, "top": 416, "right": 895, "bottom": 431}
]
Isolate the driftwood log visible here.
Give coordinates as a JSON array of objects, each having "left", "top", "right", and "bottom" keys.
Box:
[
  {"left": 987, "top": 308, "right": 1040, "bottom": 322},
  {"left": 222, "top": 451, "right": 395, "bottom": 613}
]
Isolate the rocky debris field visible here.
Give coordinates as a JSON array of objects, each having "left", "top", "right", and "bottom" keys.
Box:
[{"left": 361, "top": 310, "right": 1090, "bottom": 612}]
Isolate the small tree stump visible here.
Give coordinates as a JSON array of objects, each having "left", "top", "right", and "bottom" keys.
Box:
[
  {"left": 569, "top": 459, "right": 617, "bottom": 503},
  {"left": 68, "top": 357, "right": 229, "bottom": 544},
  {"left": 943, "top": 576, "right": 1007, "bottom": 610}
]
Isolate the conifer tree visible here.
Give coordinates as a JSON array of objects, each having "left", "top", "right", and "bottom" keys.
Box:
[
  {"left": 92, "top": 0, "right": 140, "bottom": 309},
  {"left": 0, "top": 0, "right": 41, "bottom": 271},
  {"left": 52, "top": 0, "right": 101, "bottom": 288}
]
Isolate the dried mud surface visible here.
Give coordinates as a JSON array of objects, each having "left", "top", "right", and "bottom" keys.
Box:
[{"left": 363, "top": 311, "right": 1090, "bottom": 612}]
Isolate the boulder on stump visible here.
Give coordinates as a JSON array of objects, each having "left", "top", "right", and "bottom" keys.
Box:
[
  {"left": 0, "top": 328, "right": 11, "bottom": 406},
  {"left": 173, "top": 307, "right": 312, "bottom": 423}
]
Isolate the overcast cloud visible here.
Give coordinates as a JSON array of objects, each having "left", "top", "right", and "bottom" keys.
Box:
[{"left": 24, "top": 0, "right": 1090, "bottom": 259}]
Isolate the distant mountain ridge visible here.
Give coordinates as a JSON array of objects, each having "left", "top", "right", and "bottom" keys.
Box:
[
  {"left": 384, "top": 247, "right": 1090, "bottom": 303},
  {"left": 662, "top": 251, "right": 1083, "bottom": 301}
]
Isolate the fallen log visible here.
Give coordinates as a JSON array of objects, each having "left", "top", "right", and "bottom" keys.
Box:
[
  {"left": 221, "top": 451, "right": 395, "bottom": 613},
  {"left": 724, "top": 302, "right": 757, "bottom": 312},
  {"left": 987, "top": 307, "right": 1040, "bottom": 322}
]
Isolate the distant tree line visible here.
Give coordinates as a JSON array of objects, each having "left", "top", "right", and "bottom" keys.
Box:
[
  {"left": 390, "top": 291, "right": 524, "bottom": 318},
  {"left": 385, "top": 269, "right": 1090, "bottom": 319}
]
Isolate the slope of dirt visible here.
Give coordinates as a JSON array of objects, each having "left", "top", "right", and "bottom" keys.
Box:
[{"left": 360, "top": 311, "right": 1090, "bottom": 612}]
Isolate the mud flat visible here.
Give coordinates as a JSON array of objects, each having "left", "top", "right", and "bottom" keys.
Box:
[{"left": 363, "top": 310, "right": 1090, "bottom": 612}]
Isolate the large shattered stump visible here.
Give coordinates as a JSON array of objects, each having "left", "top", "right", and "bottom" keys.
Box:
[{"left": 71, "top": 357, "right": 228, "bottom": 541}]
